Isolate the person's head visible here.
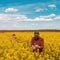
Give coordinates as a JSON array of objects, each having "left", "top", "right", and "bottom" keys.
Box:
[
  {"left": 12, "top": 34, "right": 17, "bottom": 39},
  {"left": 34, "top": 31, "right": 39, "bottom": 41},
  {"left": 12, "top": 34, "right": 16, "bottom": 36},
  {"left": 34, "top": 31, "right": 39, "bottom": 37}
]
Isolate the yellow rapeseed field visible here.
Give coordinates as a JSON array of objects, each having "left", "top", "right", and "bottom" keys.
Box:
[{"left": 0, "top": 31, "right": 60, "bottom": 60}]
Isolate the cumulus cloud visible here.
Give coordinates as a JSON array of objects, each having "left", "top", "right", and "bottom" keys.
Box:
[
  {"left": 0, "top": 13, "right": 60, "bottom": 30},
  {"left": 0, "top": 13, "right": 59, "bottom": 22},
  {"left": 35, "top": 8, "right": 47, "bottom": 12},
  {"left": 54, "top": 16, "right": 60, "bottom": 20},
  {"left": 0, "top": 14, "right": 31, "bottom": 21},
  {"left": 48, "top": 4, "right": 56, "bottom": 9},
  {"left": 34, "top": 17, "right": 52, "bottom": 21},
  {"left": 48, "top": 14, "right": 56, "bottom": 17},
  {"left": 34, "top": 14, "right": 56, "bottom": 21},
  {"left": 5, "top": 8, "right": 18, "bottom": 12},
  {"left": 35, "top": 8, "right": 44, "bottom": 12}
]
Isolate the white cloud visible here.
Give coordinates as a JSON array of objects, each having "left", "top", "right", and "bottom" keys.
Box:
[
  {"left": 34, "top": 17, "right": 52, "bottom": 21},
  {"left": 48, "top": 14, "right": 56, "bottom": 17},
  {"left": 35, "top": 8, "right": 44, "bottom": 12},
  {"left": 35, "top": 8, "right": 47, "bottom": 12},
  {"left": 54, "top": 16, "right": 60, "bottom": 20},
  {"left": 34, "top": 14, "right": 56, "bottom": 21},
  {"left": 0, "top": 14, "right": 31, "bottom": 21},
  {"left": 48, "top": 4, "right": 56, "bottom": 8},
  {"left": 39, "top": 14, "right": 56, "bottom": 19},
  {"left": 0, "top": 13, "right": 60, "bottom": 30},
  {"left": 0, "top": 13, "right": 59, "bottom": 22},
  {"left": 5, "top": 8, "right": 18, "bottom": 12}
]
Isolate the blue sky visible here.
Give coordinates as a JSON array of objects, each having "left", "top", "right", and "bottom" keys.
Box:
[{"left": 0, "top": 0, "right": 60, "bottom": 30}]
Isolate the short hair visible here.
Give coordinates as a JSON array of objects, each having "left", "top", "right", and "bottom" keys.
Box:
[
  {"left": 12, "top": 34, "right": 16, "bottom": 36},
  {"left": 34, "top": 31, "right": 39, "bottom": 35}
]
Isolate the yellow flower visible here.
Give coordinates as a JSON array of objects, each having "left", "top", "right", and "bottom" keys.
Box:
[
  {"left": 0, "top": 48, "right": 3, "bottom": 54},
  {"left": 0, "top": 57, "right": 4, "bottom": 60},
  {"left": 0, "top": 31, "right": 60, "bottom": 60}
]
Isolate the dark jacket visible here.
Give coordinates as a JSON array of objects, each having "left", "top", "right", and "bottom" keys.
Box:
[{"left": 31, "top": 36, "right": 44, "bottom": 48}]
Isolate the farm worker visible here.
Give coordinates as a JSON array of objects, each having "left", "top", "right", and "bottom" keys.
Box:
[
  {"left": 31, "top": 31, "right": 44, "bottom": 53},
  {"left": 11, "top": 34, "right": 20, "bottom": 43},
  {"left": 11, "top": 34, "right": 17, "bottom": 40},
  {"left": 10, "top": 34, "right": 17, "bottom": 47}
]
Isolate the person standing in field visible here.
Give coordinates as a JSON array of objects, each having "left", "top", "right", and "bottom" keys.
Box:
[
  {"left": 10, "top": 34, "right": 17, "bottom": 47},
  {"left": 11, "top": 34, "right": 17, "bottom": 40},
  {"left": 11, "top": 34, "right": 20, "bottom": 43},
  {"left": 31, "top": 31, "right": 44, "bottom": 53}
]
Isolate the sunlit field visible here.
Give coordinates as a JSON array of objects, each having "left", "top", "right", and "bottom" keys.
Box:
[{"left": 0, "top": 31, "right": 60, "bottom": 60}]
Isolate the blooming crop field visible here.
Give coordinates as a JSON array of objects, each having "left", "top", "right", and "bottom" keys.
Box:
[{"left": 0, "top": 31, "right": 60, "bottom": 60}]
